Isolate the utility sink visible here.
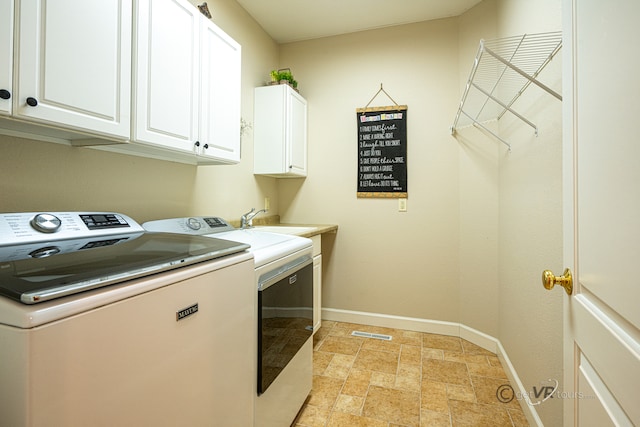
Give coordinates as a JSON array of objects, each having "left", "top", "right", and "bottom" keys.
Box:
[{"left": 252, "top": 225, "right": 316, "bottom": 235}]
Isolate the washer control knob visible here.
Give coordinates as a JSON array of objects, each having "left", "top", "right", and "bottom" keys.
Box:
[
  {"left": 31, "top": 213, "right": 62, "bottom": 233},
  {"left": 186, "top": 217, "right": 202, "bottom": 230}
]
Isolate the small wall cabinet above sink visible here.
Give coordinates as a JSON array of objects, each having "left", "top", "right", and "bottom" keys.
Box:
[{"left": 253, "top": 85, "right": 307, "bottom": 178}]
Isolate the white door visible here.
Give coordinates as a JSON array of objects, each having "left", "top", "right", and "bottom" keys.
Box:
[
  {"left": 199, "top": 18, "right": 241, "bottom": 164},
  {"left": 133, "top": 0, "right": 199, "bottom": 152},
  {"left": 15, "top": 0, "right": 131, "bottom": 139},
  {"left": 560, "top": 0, "right": 640, "bottom": 425},
  {"left": 0, "top": 0, "right": 13, "bottom": 116}
]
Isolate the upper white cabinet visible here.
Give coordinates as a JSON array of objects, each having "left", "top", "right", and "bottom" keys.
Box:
[
  {"left": 1, "top": 0, "right": 240, "bottom": 166},
  {"left": 199, "top": 19, "right": 241, "bottom": 163},
  {"left": 14, "top": 0, "right": 132, "bottom": 139},
  {"left": 254, "top": 85, "right": 307, "bottom": 177},
  {"left": 132, "top": 0, "right": 199, "bottom": 154},
  {"left": 131, "top": 0, "right": 241, "bottom": 164},
  {"left": 0, "top": 0, "right": 13, "bottom": 116}
]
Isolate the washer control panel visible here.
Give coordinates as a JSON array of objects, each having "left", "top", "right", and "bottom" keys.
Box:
[{"left": 0, "top": 212, "right": 144, "bottom": 247}]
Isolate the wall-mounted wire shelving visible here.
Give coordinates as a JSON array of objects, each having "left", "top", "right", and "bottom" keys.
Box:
[{"left": 451, "top": 31, "right": 562, "bottom": 150}]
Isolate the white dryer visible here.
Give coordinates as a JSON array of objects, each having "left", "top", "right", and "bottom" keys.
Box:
[{"left": 143, "top": 216, "right": 314, "bottom": 427}]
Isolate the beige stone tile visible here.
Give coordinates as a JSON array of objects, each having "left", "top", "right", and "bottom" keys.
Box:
[
  {"left": 324, "top": 362, "right": 352, "bottom": 379},
  {"left": 423, "top": 334, "right": 463, "bottom": 353},
  {"left": 398, "top": 363, "right": 421, "bottom": 379},
  {"left": 321, "top": 320, "right": 338, "bottom": 330},
  {"left": 444, "top": 351, "right": 492, "bottom": 365},
  {"left": 363, "top": 385, "right": 420, "bottom": 426},
  {"left": 335, "top": 394, "right": 364, "bottom": 415},
  {"left": 400, "top": 344, "right": 422, "bottom": 365},
  {"left": 471, "top": 376, "right": 520, "bottom": 409},
  {"left": 395, "top": 363, "right": 421, "bottom": 392},
  {"left": 422, "top": 348, "right": 445, "bottom": 360},
  {"left": 326, "top": 411, "right": 388, "bottom": 427},
  {"left": 393, "top": 329, "right": 423, "bottom": 347},
  {"left": 448, "top": 400, "right": 512, "bottom": 427},
  {"left": 329, "top": 323, "right": 360, "bottom": 337},
  {"left": 353, "top": 348, "right": 399, "bottom": 374},
  {"left": 508, "top": 408, "right": 530, "bottom": 426},
  {"left": 421, "top": 409, "right": 452, "bottom": 427},
  {"left": 466, "top": 362, "right": 508, "bottom": 379},
  {"left": 423, "top": 358, "right": 471, "bottom": 386},
  {"left": 331, "top": 322, "right": 368, "bottom": 335},
  {"left": 333, "top": 353, "right": 357, "bottom": 366},
  {"left": 370, "top": 371, "right": 396, "bottom": 388},
  {"left": 361, "top": 337, "right": 402, "bottom": 353},
  {"left": 446, "top": 384, "right": 476, "bottom": 403},
  {"left": 318, "top": 335, "right": 362, "bottom": 356},
  {"left": 324, "top": 354, "right": 356, "bottom": 379},
  {"left": 421, "top": 380, "right": 449, "bottom": 413},
  {"left": 342, "top": 368, "right": 372, "bottom": 397},
  {"left": 293, "top": 404, "right": 330, "bottom": 427},
  {"left": 461, "top": 339, "right": 495, "bottom": 356},
  {"left": 313, "top": 351, "right": 334, "bottom": 375},
  {"left": 308, "top": 375, "right": 344, "bottom": 409},
  {"left": 487, "top": 355, "right": 502, "bottom": 367}
]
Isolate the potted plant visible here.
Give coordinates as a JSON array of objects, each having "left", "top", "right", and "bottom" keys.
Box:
[{"left": 269, "top": 68, "right": 298, "bottom": 90}]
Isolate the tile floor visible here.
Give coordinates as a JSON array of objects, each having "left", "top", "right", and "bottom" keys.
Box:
[{"left": 292, "top": 321, "right": 529, "bottom": 427}]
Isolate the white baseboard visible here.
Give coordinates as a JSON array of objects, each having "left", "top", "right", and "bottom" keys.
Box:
[{"left": 321, "top": 307, "right": 542, "bottom": 426}]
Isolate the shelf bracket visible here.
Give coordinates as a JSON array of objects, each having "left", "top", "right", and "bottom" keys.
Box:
[{"left": 456, "top": 110, "right": 511, "bottom": 151}]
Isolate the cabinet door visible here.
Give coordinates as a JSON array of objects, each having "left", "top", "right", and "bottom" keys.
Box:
[
  {"left": 313, "top": 254, "right": 322, "bottom": 333},
  {"left": 16, "top": 0, "right": 131, "bottom": 139},
  {"left": 287, "top": 89, "right": 307, "bottom": 176},
  {"left": 199, "top": 19, "right": 241, "bottom": 164},
  {"left": 133, "top": 0, "right": 199, "bottom": 153},
  {"left": 0, "top": 0, "right": 12, "bottom": 116}
]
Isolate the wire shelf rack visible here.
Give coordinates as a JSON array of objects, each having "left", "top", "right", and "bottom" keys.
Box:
[{"left": 451, "top": 31, "right": 562, "bottom": 149}]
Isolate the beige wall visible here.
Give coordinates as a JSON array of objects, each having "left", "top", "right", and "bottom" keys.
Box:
[
  {"left": 456, "top": 0, "right": 500, "bottom": 340},
  {"left": 495, "top": 0, "right": 563, "bottom": 424},
  {"left": 0, "top": 0, "right": 279, "bottom": 223},
  {"left": 278, "top": 19, "right": 462, "bottom": 322}
]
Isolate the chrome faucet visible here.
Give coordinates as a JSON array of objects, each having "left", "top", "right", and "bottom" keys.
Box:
[{"left": 240, "top": 208, "right": 267, "bottom": 229}]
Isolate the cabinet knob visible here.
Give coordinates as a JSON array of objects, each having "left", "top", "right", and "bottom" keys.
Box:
[
  {"left": 26, "top": 97, "right": 38, "bottom": 107},
  {"left": 0, "top": 89, "right": 10, "bottom": 100},
  {"left": 203, "top": 143, "right": 209, "bottom": 149},
  {"left": 194, "top": 141, "right": 200, "bottom": 147}
]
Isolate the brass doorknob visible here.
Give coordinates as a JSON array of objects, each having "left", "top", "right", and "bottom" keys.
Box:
[{"left": 542, "top": 268, "right": 573, "bottom": 295}]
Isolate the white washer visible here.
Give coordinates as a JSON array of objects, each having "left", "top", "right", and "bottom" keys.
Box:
[
  {"left": 143, "top": 216, "right": 314, "bottom": 427},
  {"left": 0, "top": 212, "right": 255, "bottom": 426}
]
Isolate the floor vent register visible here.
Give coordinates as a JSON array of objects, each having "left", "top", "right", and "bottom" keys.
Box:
[{"left": 351, "top": 331, "right": 392, "bottom": 341}]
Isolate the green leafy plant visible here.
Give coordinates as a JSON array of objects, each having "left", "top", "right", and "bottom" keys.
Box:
[{"left": 270, "top": 69, "right": 298, "bottom": 89}]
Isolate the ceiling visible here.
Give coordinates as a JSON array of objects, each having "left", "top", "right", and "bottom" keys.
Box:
[{"left": 236, "top": 0, "right": 483, "bottom": 44}]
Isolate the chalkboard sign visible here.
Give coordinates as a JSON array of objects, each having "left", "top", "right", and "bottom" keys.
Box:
[{"left": 356, "top": 106, "right": 408, "bottom": 198}]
